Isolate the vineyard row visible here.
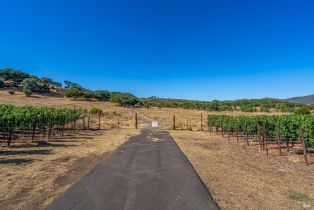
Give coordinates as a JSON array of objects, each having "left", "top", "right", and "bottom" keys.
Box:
[
  {"left": 0, "top": 104, "right": 83, "bottom": 146},
  {"left": 207, "top": 115, "right": 313, "bottom": 164}
]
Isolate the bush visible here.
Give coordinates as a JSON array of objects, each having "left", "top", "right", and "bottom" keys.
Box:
[
  {"left": 110, "top": 92, "right": 139, "bottom": 106},
  {"left": 24, "top": 88, "right": 33, "bottom": 97},
  {"left": 82, "top": 89, "right": 96, "bottom": 100},
  {"left": 95, "top": 90, "right": 111, "bottom": 101},
  {"left": 0, "top": 68, "right": 31, "bottom": 86},
  {"left": 64, "top": 87, "right": 84, "bottom": 100},
  {"left": 240, "top": 105, "right": 255, "bottom": 112},
  {"left": 89, "top": 108, "right": 103, "bottom": 130},
  {"left": 22, "top": 78, "right": 49, "bottom": 93},
  {"left": 0, "top": 80, "right": 4, "bottom": 88},
  {"left": 140, "top": 101, "right": 151, "bottom": 108},
  {"left": 260, "top": 106, "right": 270, "bottom": 112},
  {"left": 294, "top": 107, "right": 311, "bottom": 115},
  {"left": 8, "top": 90, "right": 15, "bottom": 95},
  {"left": 64, "top": 80, "right": 80, "bottom": 89}
]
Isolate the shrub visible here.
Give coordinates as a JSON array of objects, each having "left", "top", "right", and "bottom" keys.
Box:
[
  {"left": 89, "top": 108, "right": 103, "bottom": 130},
  {"left": 294, "top": 107, "right": 311, "bottom": 115},
  {"left": 8, "top": 90, "right": 15, "bottom": 95},
  {"left": 240, "top": 105, "right": 255, "bottom": 112},
  {"left": 0, "top": 68, "right": 31, "bottom": 86},
  {"left": 0, "top": 80, "right": 4, "bottom": 88},
  {"left": 82, "top": 89, "right": 97, "bottom": 100},
  {"left": 22, "top": 78, "right": 49, "bottom": 93},
  {"left": 95, "top": 90, "right": 111, "bottom": 101},
  {"left": 64, "top": 87, "right": 84, "bottom": 100},
  {"left": 24, "top": 88, "right": 33, "bottom": 97},
  {"left": 260, "top": 106, "right": 270, "bottom": 112},
  {"left": 110, "top": 92, "right": 139, "bottom": 106},
  {"left": 64, "top": 80, "right": 80, "bottom": 89}
]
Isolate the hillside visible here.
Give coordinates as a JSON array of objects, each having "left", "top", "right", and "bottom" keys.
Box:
[
  {"left": 286, "top": 94, "right": 314, "bottom": 105},
  {"left": 1, "top": 68, "right": 312, "bottom": 113}
]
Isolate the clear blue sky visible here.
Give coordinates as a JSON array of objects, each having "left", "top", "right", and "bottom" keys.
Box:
[{"left": 0, "top": 0, "right": 313, "bottom": 101}]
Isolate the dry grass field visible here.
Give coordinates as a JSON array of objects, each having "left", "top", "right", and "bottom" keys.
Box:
[
  {"left": 0, "top": 90, "right": 279, "bottom": 131},
  {"left": 0, "top": 129, "right": 139, "bottom": 210},
  {"left": 171, "top": 131, "right": 314, "bottom": 210},
  {"left": 0, "top": 91, "right": 313, "bottom": 210}
]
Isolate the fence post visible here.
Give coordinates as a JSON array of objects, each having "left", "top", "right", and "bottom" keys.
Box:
[
  {"left": 173, "top": 115, "right": 176, "bottom": 130},
  {"left": 135, "top": 113, "right": 138, "bottom": 129},
  {"left": 277, "top": 128, "right": 282, "bottom": 156},
  {"left": 246, "top": 132, "right": 249, "bottom": 146},
  {"left": 264, "top": 125, "right": 268, "bottom": 156},
  {"left": 258, "top": 125, "right": 262, "bottom": 150},
  {"left": 300, "top": 128, "right": 308, "bottom": 165},
  {"left": 200, "top": 114, "right": 203, "bottom": 131}
]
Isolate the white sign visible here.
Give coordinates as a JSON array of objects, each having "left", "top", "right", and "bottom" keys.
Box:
[{"left": 152, "top": 121, "right": 158, "bottom": 128}]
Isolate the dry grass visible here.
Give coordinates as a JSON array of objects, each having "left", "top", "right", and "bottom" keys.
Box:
[
  {"left": 0, "top": 128, "right": 139, "bottom": 210},
  {"left": 170, "top": 130, "right": 314, "bottom": 210},
  {"left": 0, "top": 90, "right": 282, "bottom": 131},
  {"left": 1, "top": 90, "right": 309, "bottom": 210}
]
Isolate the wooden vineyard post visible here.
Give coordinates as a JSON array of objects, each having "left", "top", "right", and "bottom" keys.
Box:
[
  {"left": 246, "top": 132, "right": 249, "bottom": 146},
  {"left": 264, "top": 125, "right": 269, "bottom": 156},
  {"left": 228, "top": 130, "right": 231, "bottom": 141},
  {"left": 173, "top": 115, "right": 176, "bottom": 130},
  {"left": 98, "top": 114, "right": 101, "bottom": 130},
  {"left": 262, "top": 126, "right": 265, "bottom": 150},
  {"left": 135, "top": 113, "right": 138, "bottom": 129},
  {"left": 277, "top": 128, "right": 282, "bottom": 156},
  {"left": 300, "top": 129, "right": 308, "bottom": 165},
  {"left": 236, "top": 130, "right": 239, "bottom": 142},
  {"left": 207, "top": 123, "right": 209, "bottom": 132},
  {"left": 258, "top": 125, "right": 262, "bottom": 150},
  {"left": 117, "top": 117, "right": 120, "bottom": 128},
  {"left": 200, "top": 114, "right": 203, "bottom": 131}
]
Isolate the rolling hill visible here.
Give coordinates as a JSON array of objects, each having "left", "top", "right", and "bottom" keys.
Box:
[{"left": 286, "top": 94, "right": 314, "bottom": 105}]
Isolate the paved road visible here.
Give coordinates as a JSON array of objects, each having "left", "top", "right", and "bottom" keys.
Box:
[{"left": 47, "top": 129, "right": 219, "bottom": 210}]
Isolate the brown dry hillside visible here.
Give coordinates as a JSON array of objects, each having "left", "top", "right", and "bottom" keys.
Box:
[{"left": 0, "top": 90, "right": 280, "bottom": 130}]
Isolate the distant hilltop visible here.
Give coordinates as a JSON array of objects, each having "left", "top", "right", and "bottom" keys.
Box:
[{"left": 286, "top": 94, "right": 314, "bottom": 105}]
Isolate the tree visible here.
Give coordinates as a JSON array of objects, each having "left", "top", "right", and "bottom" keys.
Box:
[
  {"left": 40, "top": 77, "right": 53, "bottom": 85},
  {"left": 51, "top": 81, "right": 62, "bottom": 88},
  {"left": 0, "top": 68, "right": 30, "bottom": 86},
  {"left": 82, "top": 89, "right": 96, "bottom": 100},
  {"left": 110, "top": 92, "right": 139, "bottom": 106},
  {"left": 95, "top": 90, "right": 111, "bottom": 101},
  {"left": 0, "top": 80, "right": 4, "bottom": 88},
  {"left": 22, "top": 78, "right": 49, "bottom": 93},
  {"left": 64, "top": 80, "right": 80, "bottom": 89},
  {"left": 64, "top": 87, "right": 84, "bottom": 100},
  {"left": 208, "top": 100, "right": 221, "bottom": 111}
]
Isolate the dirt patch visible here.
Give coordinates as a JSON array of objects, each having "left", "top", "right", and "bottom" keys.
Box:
[
  {"left": 170, "top": 130, "right": 314, "bottom": 210},
  {"left": 0, "top": 128, "right": 139, "bottom": 210}
]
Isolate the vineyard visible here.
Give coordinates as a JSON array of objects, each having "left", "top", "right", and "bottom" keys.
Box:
[
  {"left": 208, "top": 114, "right": 314, "bottom": 163},
  {"left": 0, "top": 104, "right": 82, "bottom": 146}
]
